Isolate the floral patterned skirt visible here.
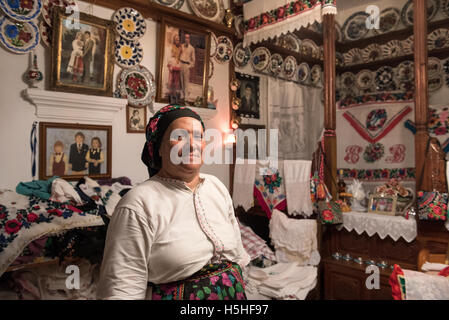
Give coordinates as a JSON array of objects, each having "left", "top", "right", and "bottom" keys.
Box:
[{"left": 150, "top": 260, "right": 247, "bottom": 300}]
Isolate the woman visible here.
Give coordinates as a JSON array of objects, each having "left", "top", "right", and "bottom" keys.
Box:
[
  {"left": 97, "top": 105, "right": 250, "bottom": 300},
  {"left": 67, "top": 32, "right": 84, "bottom": 82}
]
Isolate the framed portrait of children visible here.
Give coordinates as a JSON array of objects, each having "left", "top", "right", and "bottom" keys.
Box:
[
  {"left": 39, "top": 122, "right": 112, "bottom": 181},
  {"left": 235, "top": 72, "right": 265, "bottom": 126},
  {"left": 368, "top": 193, "right": 397, "bottom": 216},
  {"left": 156, "top": 17, "right": 211, "bottom": 108},
  {"left": 50, "top": 7, "right": 115, "bottom": 96},
  {"left": 126, "top": 105, "right": 147, "bottom": 133}
]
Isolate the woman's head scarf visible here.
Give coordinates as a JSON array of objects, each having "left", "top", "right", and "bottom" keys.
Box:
[{"left": 141, "top": 105, "right": 205, "bottom": 177}]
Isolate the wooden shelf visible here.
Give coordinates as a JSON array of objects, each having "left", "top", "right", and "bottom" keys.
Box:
[
  {"left": 251, "top": 41, "right": 323, "bottom": 66},
  {"left": 337, "top": 18, "right": 449, "bottom": 53}
]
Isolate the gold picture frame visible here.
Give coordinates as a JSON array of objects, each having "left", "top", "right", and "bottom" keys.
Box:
[
  {"left": 156, "top": 17, "right": 210, "bottom": 108},
  {"left": 50, "top": 7, "right": 115, "bottom": 96},
  {"left": 368, "top": 193, "right": 397, "bottom": 216}
]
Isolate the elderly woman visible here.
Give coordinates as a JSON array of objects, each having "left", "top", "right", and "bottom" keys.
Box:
[{"left": 97, "top": 105, "right": 250, "bottom": 300}]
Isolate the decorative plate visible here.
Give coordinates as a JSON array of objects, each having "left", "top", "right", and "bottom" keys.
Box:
[
  {"left": 300, "top": 39, "right": 318, "bottom": 57},
  {"left": 234, "top": 14, "right": 244, "bottom": 39},
  {"left": 208, "top": 60, "right": 214, "bottom": 79},
  {"left": 399, "top": 80, "right": 414, "bottom": 92},
  {"left": 297, "top": 62, "right": 310, "bottom": 84},
  {"left": 154, "top": 0, "right": 185, "bottom": 10},
  {"left": 210, "top": 32, "right": 217, "bottom": 57},
  {"left": 0, "top": 0, "right": 42, "bottom": 21},
  {"left": 113, "top": 7, "right": 146, "bottom": 42},
  {"left": 343, "top": 48, "right": 363, "bottom": 66},
  {"left": 428, "top": 28, "right": 449, "bottom": 50},
  {"left": 374, "top": 8, "right": 400, "bottom": 35},
  {"left": 0, "top": 16, "right": 39, "bottom": 54},
  {"left": 382, "top": 40, "right": 403, "bottom": 58},
  {"left": 268, "top": 53, "right": 283, "bottom": 76},
  {"left": 250, "top": 46, "right": 270, "bottom": 71},
  {"left": 356, "top": 69, "right": 374, "bottom": 91},
  {"left": 42, "top": 0, "right": 75, "bottom": 27},
  {"left": 402, "top": 35, "right": 414, "bottom": 55},
  {"left": 39, "top": 19, "right": 51, "bottom": 47},
  {"left": 115, "top": 37, "right": 143, "bottom": 68},
  {"left": 443, "top": 0, "right": 449, "bottom": 17},
  {"left": 401, "top": 0, "right": 440, "bottom": 26},
  {"left": 342, "top": 11, "right": 370, "bottom": 41},
  {"left": 310, "top": 65, "right": 322, "bottom": 87},
  {"left": 233, "top": 42, "right": 251, "bottom": 68},
  {"left": 362, "top": 44, "right": 383, "bottom": 62},
  {"left": 187, "top": 0, "right": 225, "bottom": 23},
  {"left": 428, "top": 57, "right": 441, "bottom": 77},
  {"left": 275, "top": 33, "right": 301, "bottom": 52},
  {"left": 118, "top": 65, "right": 156, "bottom": 107},
  {"left": 375, "top": 66, "right": 396, "bottom": 91},
  {"left": 341, "top": 72, "right": 357, "bottom": 91},
  {"left": 214, "top": 35, "right": 233, "bottom": 64},
  {"left": 396, "top": 60, "right": 414, "bottom": 82},
  {"left": 283, "top": 55, "right": 297, "bottom": 79},
  {"left": 429, "top": 74, "right": 443, "bottom": 92},
  {"left": 336, "top": 51, "right": 344, "bottom": 67}
]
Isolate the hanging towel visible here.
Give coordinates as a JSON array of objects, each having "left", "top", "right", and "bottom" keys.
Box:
[
  {"left": 232, "top": 158, "right": 257, "bottom": 211},
  {"left": 284, "top": 160, "right": 313, "bottom": 217},
  {"left": 269, "top": 209, "right": 320, "bottom": 266},
  {"left": 16, "top": 176, "right": 58, "bottom": 201}
]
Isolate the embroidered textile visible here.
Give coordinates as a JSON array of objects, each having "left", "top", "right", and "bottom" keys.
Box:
[
  {"left": 283, "top": 160, "right": 314, "bottom": 217},
  {"left": 232, "top": 159, "right": 257, "bottom": 211},
  {"left": 337, "top": 168, "right": 416, "bottom": 181}
]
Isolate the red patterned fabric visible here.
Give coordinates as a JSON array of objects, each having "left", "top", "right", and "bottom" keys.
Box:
[
  {"left": 389, "top": 264, "right": 406, "bottom": 300},
  {"left": 438, "top": 266, "right": 449, "bottom": 277}
]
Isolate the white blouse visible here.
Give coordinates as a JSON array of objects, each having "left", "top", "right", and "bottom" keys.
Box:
[{"left": 97, "top": 173, "right": 250, "bottom": 300}]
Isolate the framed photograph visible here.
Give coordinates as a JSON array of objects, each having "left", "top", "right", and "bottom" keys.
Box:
[
  {"left": 235, "top": 72, "right": 264, "bottom": 125},
  {"left": 39, "top": 122, "right": 112, "bottom": 181},
  {"left": 368, "top": 194, "right": 397, "bottom": 216},
  {"left": 50, "top": 7, "right": 115, "bottom": 96},
  {"left": 235, "top": 124, "right": 266, "bottom": 160},
  {"left": 156, "top": 17, "right": 210, "bottom": 107},
  {"left": 127, "top": 105, "right": 147, "bottom": 133}
]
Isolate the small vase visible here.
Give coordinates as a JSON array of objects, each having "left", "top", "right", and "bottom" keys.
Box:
[{"left": 27, "top": 52, "right": 43, "bottom": 88}]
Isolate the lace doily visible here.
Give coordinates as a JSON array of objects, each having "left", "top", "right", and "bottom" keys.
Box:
[
  {"left": 403, "top": 269, "right": 449, "bottom": 300},
  {"left": 336, "top": 211, "right": 417, "bottom": 242}
]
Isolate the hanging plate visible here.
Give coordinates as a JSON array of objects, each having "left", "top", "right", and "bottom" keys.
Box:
[
  {"left": 154, "top": 0, "right": 185, "bottom": 10},
  {"left": 0, "top": 0, "right": 42, "bottom": 22},
  {"left": 118, "top": 65, "right": 156, "bottom": 107},
  {"left": 283, "top": 55, "right": 297, "bottom": 79},
  {"left": 343, "top": 48, "right": 363, "bottom": 66},
  {"left": 382, "top": 40, "right": 403, "bottom": 58},
  {"left": 428, "top": 57, "right": 441, "bottom": 77},
  {"left": 310, "top": 64, "right": 322, "bottom": 87},
  {"left": 342, "top": 11, "right": 370, "bottom": 41},
  {"left": 428, "top": 28, "right": 449, "bottom": 50},
  {"left": 233, "top": 42, "right": 251, "bottom": 68},
  {"left": 401, "top": 0, "right": 439, "bottom": 26},
  {"left": 396, "top": 60, "right": 414, "bottom": 83},
  {"left": 362, "top": 43, "right": 383, "bottom": 62},
  {"left": 187, "top": 0, "right": 225, "bottom": 23},
  {"left": 269, "top": 53, "right": 283, "bottom": 76},
  {"left": 375, "top": 66, "right": 396, "bottom": 91},
  {"left": 429, "top": 74, "right": 443, "bottom": 92},
  {"left": 275, "top": 32, "right": 301, "bottom": 52},
  {"left": 0, "top": 16, "right": 39, "bottom": 54},
  {"left": 42, "top": 0, "right": 75, "bottom": 26},
  {"left": 402, "top": 35, "right": 414, "bottom": 55},
  {"left": 356, "top": 69, "right": 374, "bottom": 91},
  {"left": 115, "top": 37, "right": 144, "bottom": 68},
  {"left": 373, "top": 8, "right": 400, "bottom": 35},
  {"left": 112, "top": 7, "right": 146, "bottom": 42},
  {"left": 300, "top": 38, "right": 319, "bottom": 57},
  {"left": 297, "top": 62, "right": 310, "bottom": 84},
  {"left": 250, "top": 46, "right": 270, "bottom": 72},
  {"left": 214, "top": 35, "right": 233, "bottom": 64},
  {"left": 39, "top": 19, "right": 51, "bottom": 47},
  {"left": 341, "top": 72, "right": 357, "bottom": 91},
  {"left": 336, "top": 51, "right": 344, "bottom": 67}
]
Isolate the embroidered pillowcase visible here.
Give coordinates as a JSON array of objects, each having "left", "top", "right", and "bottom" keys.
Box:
[{"left": 417, "top": 191, "right": 448, "bottom": 221}]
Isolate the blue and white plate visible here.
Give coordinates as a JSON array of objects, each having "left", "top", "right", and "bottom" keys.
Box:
[
  {"left": 0, "top": 15, "right": 39, "bottom": 54},
  {"left": 233, "top": 42, "right": 250, "bottom": 68},
  {"left": 214, "top": 35, "right": 233, "bottom": 64},
  {"left": 154, "top": 0, "right": 185, "bottom": 9},
  {"left": 250, "top": 46, "right": 270, "bottom": 71},
  {"left": 115, "top": 37, "right": 143, "bottom": 68},
  {"left": 297, "top": 62, "right": 310, "bottom": 84},
  {"left": 342, "top": 11, "right": 370, "bottom": 41},
  {"left": 0, "top": 0, "right": 42, "bottom": 21},
  {"left": 113, "top": 7, "right": 146, "bottom": 42}
]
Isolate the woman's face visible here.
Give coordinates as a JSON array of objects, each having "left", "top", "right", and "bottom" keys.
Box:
[
  {"left": 92, "top": 139, "right": 100, "bottom": 149},
  {"left": 159, "top": 117, "right": 205, "bottom": 176},
  {"left": 174, "top": 35, "right": 180, "bottom": 45}
]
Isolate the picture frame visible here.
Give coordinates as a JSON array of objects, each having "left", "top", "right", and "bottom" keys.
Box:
[
  {"left": 235, "top": 72, "right": 264, "bottom": 126},
  {"left": 50, "top": 7, "right": 115, "bottom": 96},
  {"left": 126, "top": 105, "right": 147, "bottom": 133},
  {"left": 235, "top": 124, "right": 266, "bottom": 160},
  {"left": 156, "top": 17, "right": 210, "bottom": 108},
  {"left": 39, "top": 122, "right": 112, "bottom": 181},
  {"left": 368, "top": 193, "right": 397, "bottom": 216}
]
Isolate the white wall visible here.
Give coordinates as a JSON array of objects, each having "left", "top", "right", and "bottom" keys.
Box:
[{"left": 0, "top": 1, "right": 231, "bottom": 189}]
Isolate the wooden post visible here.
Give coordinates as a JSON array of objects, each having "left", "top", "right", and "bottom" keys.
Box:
[
  {"left": 323, "top": 14, "right": 337, "bottom": 198},
  {"left": 413, "top": 0, "right": 429, "bottom": 189}
]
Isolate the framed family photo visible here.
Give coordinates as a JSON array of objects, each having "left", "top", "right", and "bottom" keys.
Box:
[
  {"left": 156, "top": 17, "right": 210, "bottom": 108},
  {"left": 235, "top": 72, "right": 264, "bottom": 125},
  {"left": 50, "top": 7, "right": 115, "bottom": 96},
  {"left": 368, "top": 194, "right": 397, "bottom": 216},
  {"left": 39, "top": 122, "right": 112, "bottom": 181},
  {"left": 126, "top": 105, "right": 147, "bottom": 133}
]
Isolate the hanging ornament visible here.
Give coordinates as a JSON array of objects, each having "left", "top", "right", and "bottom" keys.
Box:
[{"left": 26, "top": 51, "right": 43, "bottom": 87}]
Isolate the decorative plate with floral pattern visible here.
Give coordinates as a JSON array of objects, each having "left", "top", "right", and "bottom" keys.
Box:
[
  {"left": 0, "top": 15, "right": 39, "bottom": 54},
  {"left": 214, "top": 35, "right": 233, "bottom": 64},
  {"left": 275, "top": 32, "right": 301, "bottom": 52},
  {"left": 396, "top": 60, "right": 414, "bottom": 82},
  {"left": 39, "top": 19, "right": 51, "bottom": 47},
  {"left": 300, "top": 38, "right": 319, "bottom": 58},
  {"left": 115, "top": 37, "right": 143, "bottom": 68},
  {"left": 428, "top": 57, "right": 441, "bottom": 77},
  {"left": 428, "top": 28, "right": 449, "bottom": 50},
  {"left": 113, "top": 7, "right": 146, "bottom": 42},
  {"left": 0, "top": 0, "right": 42, "bottom": 21},
  {"left": 344, "top": 48, "right": 363, "bottom": 66},
  {"left": 336, "top": 51, "right": 344, "bottom": 67},
  {"left": 374, "top": 7, "right": 400, "bottom": 35},
  {"left": 362, "top": 43, "right": 383, "bottom": 62},
  {"left": 42, "top": 0, "right": 75, "bottom": 26},
  {"left": 310, "top": 64, "right": 322, "bottom": 87},
  {"left": 154, "top": 0, "right": 185, "bottom": 10},
  {"left": 233, "top": 42, "right": 251, "bottom": 68},
  {"left": 341, "top": 72, "right": 357, "bottom": 91},
  {"left": 375, "top": 66, "right": 396, "bottom": 91},
  {"left": 297, "top": 62, "right": 310, "bottom": 84},
  {"left": 356, "top": 69, "right": 374, "bottom": 91},
  {"left": 118, "top": 65, "right": 156, "bottom": 107},
  {"left": 401, "top": 0, "right": 439, "bottom": 26},
  {"left": 429, "top": 74, "right": 443, "bottom": 92},
  {"left": 187, "top": 0, "right": 224, "bottom": 23},
  {"left": 402, "top": 35, "right": 414, "bottom": 55},
  {"left": 250, "top": 46, "right": 270, "bottom": 71},
  {"left": 342, "top": 11, "right": 370, "bottom": 41},
  {"left": 382, "top": 40, "right": 403, "bottom": 58},
  {"left": 269, "top": 53, "right": 283, "bottom": 76},
  {"left": 283, "top": 55, "right": 297, "bottom": 79}
]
